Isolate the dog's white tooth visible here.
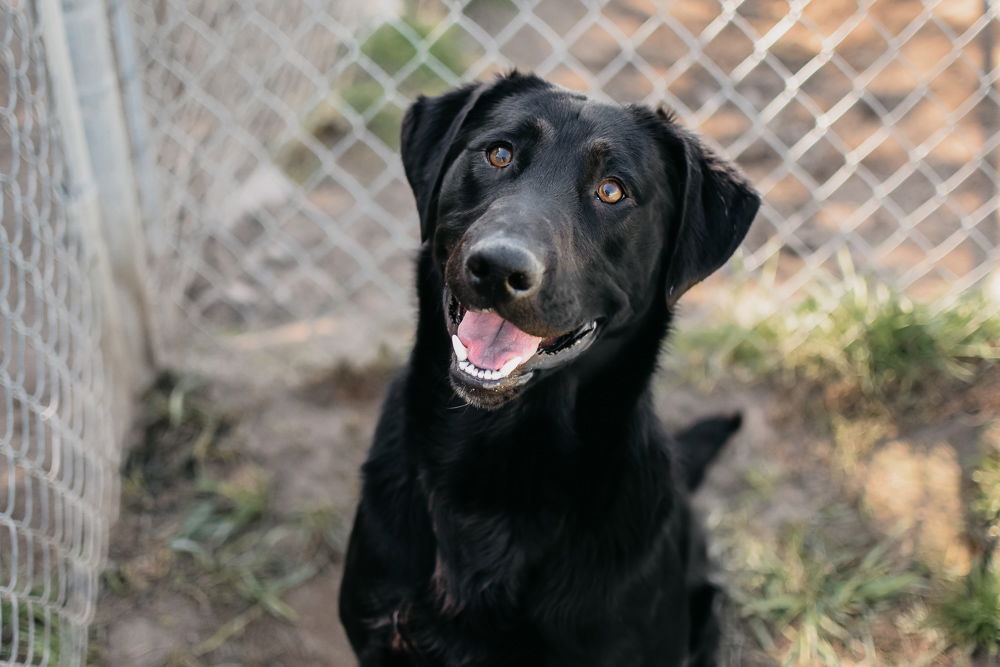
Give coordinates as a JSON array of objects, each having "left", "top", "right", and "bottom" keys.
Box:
[
  {"left": 498, "top": 357, "right": 522, "bottom": 378},
  {"left": 459, "top": 360, "right": 469, "bottom": 370},
  {"left": 451, "top": 335, "right": 468, "bottom": 362}
]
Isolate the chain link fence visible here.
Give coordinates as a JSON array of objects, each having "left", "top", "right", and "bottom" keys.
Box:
[
  {"left": 0, "top": 0, "right": 998, "bottom": 664},
  {"left": 1, "top": 1, "right": 119, "bottom": 664},
  {"left": 132, "top": 0, "right": 999, "bottom": 373}
]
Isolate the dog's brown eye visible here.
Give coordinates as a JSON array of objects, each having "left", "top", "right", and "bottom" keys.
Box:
[
  {"left": 597, "top": 179, "right": 624, "bottom": 204},
  {"left": 487, "top": 144, "right": 513, "bottom": 168}
]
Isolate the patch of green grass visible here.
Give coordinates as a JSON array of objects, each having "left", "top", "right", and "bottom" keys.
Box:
[
  {"left": 279, "top": 3, "right": 475, "bottom": 181},
  {"left": 170, "top": 468, "right": 335, "bottom": 619},
  {"left": 123, "top": 372, "right": 232, "bottom": 507},
  {"left": 354, "top": 11, "right": 469, "bottom": 117},
  {"left": 932, "top": 447, "right": 1000, "bottom": 656},
  {"left": 361, "top": 23, "right": 419, "bottom": 75},
  {"left": 359, "top": 12, "right": 467, "bottom": 79},
  {"left": 169, "top": 476, "right": 343, "bottom": 656},
  {"left": 672, "top": 259, "right": 1000, "bottom": 405},
  {"left": 932, "top": 565, "right": 1000, "bottom": 656},
  {"left": 723, "top": 505, "right": 922, "bottom": 665},
  {"left": 0, "top": 594, "right": 59, "bottom": 664},
  {"left": 973, "top": 447, "right": 1000, "bottom": 529}
]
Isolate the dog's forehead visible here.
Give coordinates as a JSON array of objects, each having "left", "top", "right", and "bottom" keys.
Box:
[
  {"left": 488, "top": 88, "right": 654, "bottom": 162},
  {"left": 490, "top": 89, "right": 633, "bottom": 133}
]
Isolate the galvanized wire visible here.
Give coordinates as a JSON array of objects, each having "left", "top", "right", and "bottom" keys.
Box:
[
  {"left": 130, "top": 0, "right": 999, "bottom": 367},
  {"left": 0, "top": 1, "right": 117, "bottom": 665}
]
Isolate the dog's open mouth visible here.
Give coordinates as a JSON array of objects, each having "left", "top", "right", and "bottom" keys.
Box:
[{"left": 445, "top": 291, "right": 599, "bottom": 389}]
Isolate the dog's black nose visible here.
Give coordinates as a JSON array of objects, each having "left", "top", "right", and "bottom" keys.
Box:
[{"left": 465, "top": 241, "right": 543, "bottom": 300}]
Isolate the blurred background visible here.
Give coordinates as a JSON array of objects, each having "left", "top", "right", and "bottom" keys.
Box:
[{"left": 1, "top": 0, "right": 999, "bottom": 664}]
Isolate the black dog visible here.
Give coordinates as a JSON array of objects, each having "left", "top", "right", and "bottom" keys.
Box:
[{"left": 339, "top": 72, "right": 759, "bottom": 666}]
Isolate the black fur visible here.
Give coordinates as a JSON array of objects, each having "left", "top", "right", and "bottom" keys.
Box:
[
  {"left": 675, "top": 413, "right": 743, "bottom": 492},
  {"left": 339, "top": 72, "right": 760, "bottom": 666}
]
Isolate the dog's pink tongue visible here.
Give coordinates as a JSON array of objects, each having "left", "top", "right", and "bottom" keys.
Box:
[{"left": 457, "top": 310, "right": 542, "bottom": 371}]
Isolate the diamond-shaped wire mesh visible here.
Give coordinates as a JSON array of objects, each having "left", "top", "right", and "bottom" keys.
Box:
[
  {"left": 130, "top": 0, "right": 1000, "bottom": 367},
  {"left": 0, "top": 2, "right": 118, "bottom": 665},
  {"left": 0, "top": 2, "right": 996, "bottom": 664}
]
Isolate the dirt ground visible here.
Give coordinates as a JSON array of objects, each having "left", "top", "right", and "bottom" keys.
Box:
[
  {"left": 88, "top": 362, "right": 392, "bottom": 667},
  {"left": 87, "top": 353, "right": 1000, "bottom": 666}
]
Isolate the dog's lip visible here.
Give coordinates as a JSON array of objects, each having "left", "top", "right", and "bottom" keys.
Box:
[
  {"left": 443, "top": 289, "right": 601, "bottom": 389},
  {"left": 444, "top": 288, "right": 585, "bottom": 342}
]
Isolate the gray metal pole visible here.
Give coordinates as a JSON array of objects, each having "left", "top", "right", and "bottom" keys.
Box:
[
  {"left": 983, "top": 0, "right": 1000, "bottom": 301},
  {"left": 59, "top": 0, "right": 154, "bottom": 398},
  {"left": 108, "top": 0, "right": 160, "bottom": 232},
  {"left": 37, "top": 0, "right": 132, "bottom": 428}
]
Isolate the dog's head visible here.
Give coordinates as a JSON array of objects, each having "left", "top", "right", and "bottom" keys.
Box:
[{"left": 402, "top": 72, "right": 760, "bottom": 409}]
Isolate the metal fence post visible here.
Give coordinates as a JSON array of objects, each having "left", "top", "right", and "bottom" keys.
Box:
[
  {"left": 36, "top": 0, "right": 133, "bottom": 434},
  {"left": 108, "top": 0, "right": 160, "bottom": 241},
  {"left": 982, "top": 0, "right": 1000, "bottom": 301},
  {"left": 58, "top": 0, "right": 154, "bottom": 410}
]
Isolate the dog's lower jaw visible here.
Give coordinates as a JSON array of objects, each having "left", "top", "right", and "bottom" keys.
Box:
[
  {"left": 428, "top": 289, "right": 670, "bottom": 416},
  {"left": 448, "top": 367, "right": 534, "bottom": 409},
  {"left": 442, "top": 286, "right": 604, "bottom": 410}
]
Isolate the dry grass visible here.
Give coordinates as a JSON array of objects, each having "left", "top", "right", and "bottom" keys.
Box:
[{"left": 669, "top": 272, "right": 1000, "bottom": 665}]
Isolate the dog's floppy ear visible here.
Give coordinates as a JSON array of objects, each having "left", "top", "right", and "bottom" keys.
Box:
[
  {"left": 656, "top": 109, "right": 760, "bottom": 303},
  {"left": 401, "top": 82, "right": 488, "bottom": 243}
]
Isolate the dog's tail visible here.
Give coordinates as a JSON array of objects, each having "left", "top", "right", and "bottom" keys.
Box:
[{"left": 675, "top": 413, "right": 742, "bottom": 491}]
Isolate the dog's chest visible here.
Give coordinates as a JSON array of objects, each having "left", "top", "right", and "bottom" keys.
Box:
[{"left": 425, "top": 496, "right": 537, "bottom": 615}]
